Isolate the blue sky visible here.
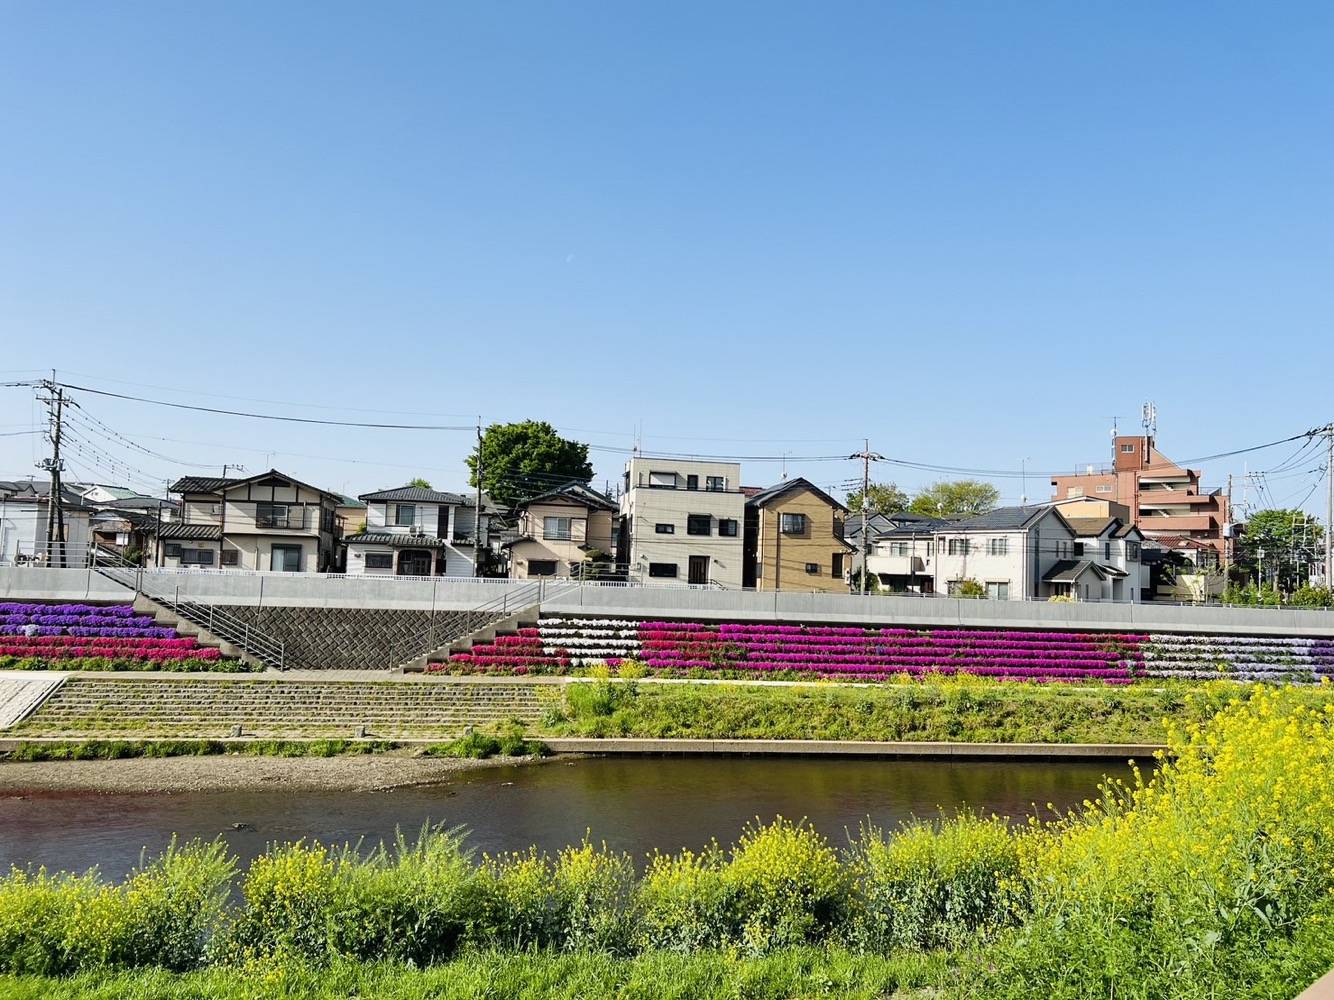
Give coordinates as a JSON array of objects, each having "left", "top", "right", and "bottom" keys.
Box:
[{"left": 2, "top": 3, "right": 1331, "bottom": 512}]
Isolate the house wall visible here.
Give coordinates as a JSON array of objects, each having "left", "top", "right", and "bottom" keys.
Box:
[
  {"left": 510, "top": 500, "right": 615, "bottom": 579},
  {"left": 620, "top": 460, "right": 744, "bottom": 588},
  {"left": 0, "top": 503, "right": 91, "bottom": 564},
  {"left": 932, "top": 511, "right": 1076, "bottom": 600},
  {"left": 751, "top": 486, "right": 848, "bottom": 593}
]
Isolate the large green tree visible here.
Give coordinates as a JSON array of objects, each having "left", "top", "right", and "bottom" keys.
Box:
[
  {"left": 846, "top": 482, "right": 910, "bottom": 516},
  {"left": 407, "top": 477, "right": 432, "bottom": 489},
  {"left": 466, "top": 420, "right": 593, "bottom": 508},
  {"left": 1237, "top": 509, "right": 1325, "bottom": 592},
  {"left": 908, "top": 479, "right": 1000, "bottom": 518}
]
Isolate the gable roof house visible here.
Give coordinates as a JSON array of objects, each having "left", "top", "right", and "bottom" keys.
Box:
[
  {"left": 931, "top": 505, "right": 1083, "bottom": 601},
  {"left": 506, "top": 482, "right": 618, "bottom": 579},
  {"left": 742, "top": 478, "right": 854, "bottom": 592},
  {"left": 160, "top": 470, "right": 339, "bottom": 572},
  {"left": 343, "top": 485, "right": 491, "bottom": 577},
  {"left": 859, "top": 513, "right": 953, "bottom": 594},
  {"left": 0, "top": 479, "right": 92, "bottom": 566},
  {"left": 1062, "top": 516, "right": 1150, "bottom": 603}
]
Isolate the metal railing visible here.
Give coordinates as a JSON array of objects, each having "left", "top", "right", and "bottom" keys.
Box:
[
  {"left": 386, "top": 580, "right": 560, "bottom": 669},
  {"left": 89, "top": 550, "right": 287, "bottom": 670}
]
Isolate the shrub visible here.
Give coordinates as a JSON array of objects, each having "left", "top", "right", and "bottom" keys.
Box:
[
  {"left": 553, "top": 839, "right": 639, "bottom": 954},
  {"left": 723, "top": 818, "right": 848, "bottom": 953},
  {"left": 475, "top": 849, "right": 564, "bottom": 950},
  {"left": 223, "top": 841, "right": 337, "bottom": 961},
  {"left": 565, "top": 678, "right": 634, "bottom": 720},
  {"left": 848, "top": 814, "right": 1026, "bottom": 951},
  {"left": 0, "top": 838, "right": 233, "bottom": 975},
  {"left": 638, "top": 845, "right": 733, "bottom": 952}
]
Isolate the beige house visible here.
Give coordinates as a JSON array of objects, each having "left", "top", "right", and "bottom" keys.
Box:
[
  {"left": 159, "top": 470, "right": 339, "bottom": 571},
  {"left": 507, "top": 483, "right": 618, "bottom": 579},
  {"left": 743, "top": 478, "right": 853, "bottom": 592}
]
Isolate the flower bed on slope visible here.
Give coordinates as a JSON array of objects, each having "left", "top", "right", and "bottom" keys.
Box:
[
  {"left": 0, "top": 602, "right": 240, "bottom": 668},
  {"left": 427, "top": 617, "right": 1334, "bottom": 685}
]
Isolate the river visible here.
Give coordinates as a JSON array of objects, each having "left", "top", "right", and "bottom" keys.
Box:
[{"left": 0, "top": 756, "right": 1126, "bottom": 878}]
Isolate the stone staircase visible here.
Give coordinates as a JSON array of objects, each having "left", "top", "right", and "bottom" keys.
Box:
[
  {"left": 11, "top": 676, "right": 564, "bottom": 739},
  {"left": 0, "top": 674, "right": 68, "bottom": 729}
]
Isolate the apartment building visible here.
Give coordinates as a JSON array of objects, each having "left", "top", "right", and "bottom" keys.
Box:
[
  {"left": 343, "top": 485, "right": 490, "bottom": 577},
  {"left": 159, "top": 470, "right": 339, "bottom": 572},
  {"left": 1050, "top": 434, "right": 1230, "bottom": 561},
  {"left": 508, "top": 482, "right": 618, "bottom": 579},
  {"left": 742, "top": 478, "right": 853, "bottom": 592},
  {"left": 617, "top": 458, "right": 744, "bottom": 587}
]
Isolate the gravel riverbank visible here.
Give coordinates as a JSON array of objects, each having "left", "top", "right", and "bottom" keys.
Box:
[{"left": 0, "top": 752, "right": 552, "bottom": 794}]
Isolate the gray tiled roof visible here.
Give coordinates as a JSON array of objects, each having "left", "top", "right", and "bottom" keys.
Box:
[
  {"left": 517, "top": 482, "right": 618, "bottom": 513},
  {"left": 169, "top": 476, "right": 242, "bottom": 494},
  {"left": 158, "top": 523, "right": 223, "bottom": 541},
  {"left": 1042, "top": 559, "right": 1110, "bottom": 583},
  {"left": 358, "top": 486, "right": 468, "bottom": 505},
  {"left": 344, "top": 531, "right": 450, "bottom": 549},
  {"left": 949, "top": 505, "right": 1058, "bottom": 532},
  {"left": 1064, "top": 516, "right": 1119, "bottom": 538},
  {"left": 745, "top": 477, "right": 848, "bottom": 513}
]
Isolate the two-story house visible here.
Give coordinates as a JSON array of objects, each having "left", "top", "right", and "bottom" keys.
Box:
[
  {"left": 617, "top": 458, "right": 745, "bottom": 587},
  {"left": 1063, "top": 516, "right": 1150, "bottom": 603},
  {"left": 931, "top": 505, "right": 1080, "bottom": 601},
  {"left": 741, "top": 478, "right": 853, "bottom": 592},
  {"left": 343, "top": 485, "right": 489, "bottom": 577},
  {"left": 860, "top": 513, "right": 951, "bottom": 593},
  {"left": 159, "top": 470, "right": 339, "bottom": 571},
  {"left": 506, "top": 482, "right": 618, "bottom": 579}
]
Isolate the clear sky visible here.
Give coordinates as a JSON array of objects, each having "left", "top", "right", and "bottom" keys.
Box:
[{"left": 2, "top": 3, "right": 1332, "bottom": 514}]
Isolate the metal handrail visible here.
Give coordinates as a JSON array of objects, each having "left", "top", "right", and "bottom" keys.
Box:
[{"left": 387, "top": 580, "right": 546, "bottom": 669}]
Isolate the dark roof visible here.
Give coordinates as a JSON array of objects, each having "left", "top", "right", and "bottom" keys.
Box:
[
  {"left": 336, "top": 495, "right": 367, "bottom": 509},
  {"left": 94, "top": 496, "right": 179, "bottom": 512},
  {"left": 516, "top": 482, "right": 618, "bottom": 513},
  {"left": 745, "top": 477, "right": 848, "bottom": 513},
  {"left": 0, "top": 479, "right": 91, "bottom": 509},
  {"left": 169, "top": 476, "right": 242, "bottom": 494},
  {"left": 1042, "top": 559, "right": 1111, "bottom": 583},
  {"left": 359, "top": 485, "right": 469, "bottom": 505},
  {"left": 949, "top": 505, "right": 1066, "bottom": 533},
  {"left": 1064, "top": 516, "right": 1120, "bottom": 538},
  {"left": 158, "top": 523, "right": 222, "bottom": 541},
  {"left": 344, "top": 531, "right": 450, "bottom": 549}
]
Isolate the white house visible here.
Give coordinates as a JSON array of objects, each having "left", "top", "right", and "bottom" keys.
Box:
[
  {"left": 1063, "top": 516, "right": 1150, "bottom": 603},
  {"left": 617, "top": 458, "right": 744, "bottom": 587},
  {"left": 931, "top": 505, "right": 1081, "bottom": 601},
  {"left": 0, "top": 479, "right": 92, "bottom": 566},
  {"left": 343, "top": 485, "right": 490, "bottom": 577},
  {"left": 859, "top": 513, "right": 951, "bottom": 593}
]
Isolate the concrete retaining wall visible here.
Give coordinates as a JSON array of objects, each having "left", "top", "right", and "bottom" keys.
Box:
[{"left": 4, "top": 567, "right": 1334, "bottom": 637}]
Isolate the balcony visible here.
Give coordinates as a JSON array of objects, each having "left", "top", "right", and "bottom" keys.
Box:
[
  {"left": 867, "top": 553, "right": 930, "bottom": 576},
  {"left": 1138, "top": 514, "right": 1216, "bottom": 533},
  {"left": 1137, "top": 491, "right": 1216, "bottom": 507}
]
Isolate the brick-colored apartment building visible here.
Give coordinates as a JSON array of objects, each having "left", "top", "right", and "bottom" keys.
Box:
[{"left": 1050, "top": 435, "right": 1230, "bottom": 562}]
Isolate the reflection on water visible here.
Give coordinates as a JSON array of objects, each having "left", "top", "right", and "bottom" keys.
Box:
[{"left": 0, "top": 756, "right": 1127, "bottom": 879}]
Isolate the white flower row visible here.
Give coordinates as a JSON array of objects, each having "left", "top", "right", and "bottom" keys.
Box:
[
  {"left": 540, "top": 618, "right": 641, "bottom": 628},
  {"left": 539, "top": 627, "right": 640, "bottom": 639},
  {"left": 539, "top": 637, "right": 640, "bottom": 648},
  {"left": 1147, "top": 634, "right": 1318, "bottom": 648}
]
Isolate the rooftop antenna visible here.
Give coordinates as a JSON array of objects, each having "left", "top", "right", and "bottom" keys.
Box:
[{"left": 1141, "top": 401, "right": 1157, "bottom": 442}]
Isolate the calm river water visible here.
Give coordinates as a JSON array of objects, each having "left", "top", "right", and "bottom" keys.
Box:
[{"left": 0, "top": 756, "right": 1125, "bottom": 879}]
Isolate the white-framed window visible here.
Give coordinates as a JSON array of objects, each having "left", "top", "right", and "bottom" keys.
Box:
[
  {"left": 1066, "top": 487, "right": 1083, "bottom": 498},
  {"left": 648, "top": 471, "right": 677, "bottom": 489},
  {"left": 394, "top": 504, "right": 416, "bottom": 527},
  {"left": 986, "top": 581, "right": 1010, "bottom": 600},
  {"left": 543, "top": 516, "right": 572, "bottom": 541},
  {"left": 1120, "top": 443, "right": 1136, "bottom": 453},
  {"left": 987, "top": 538, "right": 1008, "bottom": 556},
  {"left": 1095, "top": 484, "right": 1113, "bottom": 494}
]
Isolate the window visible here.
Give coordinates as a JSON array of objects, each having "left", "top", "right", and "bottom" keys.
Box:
[
  {"left": 987, "top": 538, "right": 1008, "bottom": 556},
  {"left": 805, "top": 562, "right": 821, "bottom": 574},
  {"left": 648, "top": 562, "right": 678, "bottom": 578},
  {"left": 220, "top": 550, "right": 239, "bottom": 567},
  {"left": 394, "top": 504, "right": 416, "bottom": 527},
  {"left": 181, "top": 548, "right": 214, "bottom": 566},
  {"left": 687, "top": 515, "right": 711, "bottom": 536},
  {"left": 1066, "top": 487, "right": 1084, "bottom": 498},
  {"left": 271, "top": 544, "right": 302, "bottom": 572},
  {"left": 543, "top": 516, "right": 572, "bottom": 541},
  {"left": 947, "top": 538, "right": 970, "bottom": 556},
  {"left": 164, "top": 543, "right": 182, "bottom": 558},
  {"left": 1121, "top": 443, "right": 1136, "bottom": 453},
  {"left": 256, "top": 502, "right": 290, "bottom": 529},
  {"left": 1127, "top": 541, "right": 1141, "bottom": 560},
  {"left": 1073, "top": 541, "right": 1085, "bottom": 556},
  {"left": 366, "top": 552, "right": 393, "bottom": 570},
  {"left": 889, "top": 542, "right": 910, "bottom": 557},
  {"left": 648, "top": 471, "right": 677, "bottom": 489},
  {"left": 718, "top": 518, "right": 738, "bottom": 537},
  {"left": 1095, "top": 484, "right": 1113, "bottom": 494},
  {"left": 831, "top": 553, "right": 844, "bottom": 577},
  {"left": 705, "top": 476, "right": 726, "bottom": 492},
  {"left": 686, "top": 475, "right": 699, "bottom": 491},
  {"left": 986, "top": 581, "right": 1010, "bottom": 600},
  {"left": 528, "top": 560, "right": 557, "bottom": 577},
  {"left": 780, "top": 513, "right": 807, "bottom": 534},
  {"left": 1104, "top": 542, "right": 1112, "bottom": 560},
  {"left": 655, "top": 523, "right": 675, "bottom": 534}
]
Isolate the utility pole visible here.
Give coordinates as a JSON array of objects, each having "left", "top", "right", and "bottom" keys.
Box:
[
  {"left": 1325, "top": 422, "right": 1333, "bottom": 590},
  {"left": 849, "top": 439, "right": 884, "bottom": 595},
  {"left": 1224, "top": 473, "right": 1233, "bottom": 571},
  {"left": 474, "top": 417, "right": 484, "bottom": 578},
  {"left": 37, "top": 378, "right": 68, "bottom": 567}
]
